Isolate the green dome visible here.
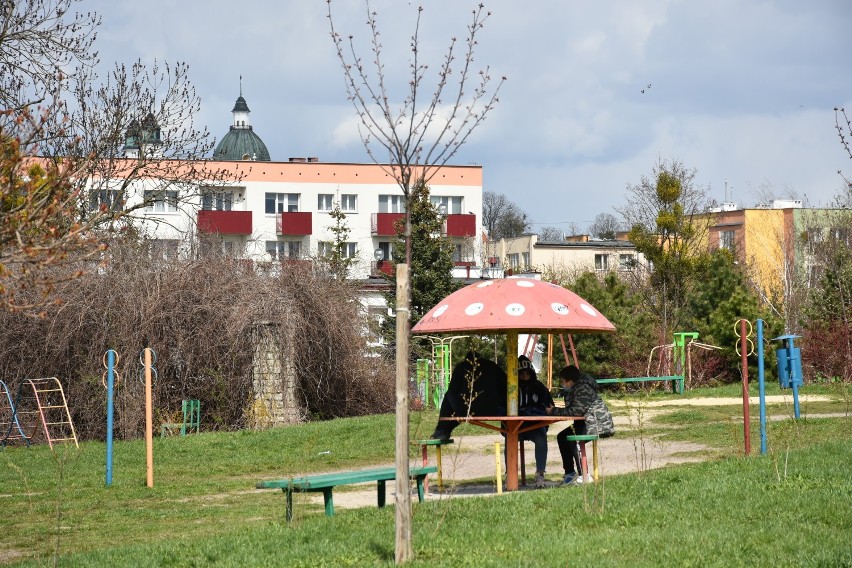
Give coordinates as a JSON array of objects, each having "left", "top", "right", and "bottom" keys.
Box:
[
  {"left": 212, "top": 93, "right": 271, "bottom": 161},
  {"left": 213, "top": 127, "right": 271, "bottom": 161}
]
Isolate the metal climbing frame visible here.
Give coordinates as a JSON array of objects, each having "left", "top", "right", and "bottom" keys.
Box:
[
  {"left": 8, "top": 378, "right": 78, "bottom": 449},
  {"left": 0, "top": 380, "right": 30, "bottom": 447}
]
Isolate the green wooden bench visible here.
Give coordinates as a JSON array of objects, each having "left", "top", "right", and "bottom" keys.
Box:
[
  {"left": 596, "top": 375, "right": 685, "bottom": 394},
  {"left": 256, "top": 465, "right": 437, "bottom": 522}
]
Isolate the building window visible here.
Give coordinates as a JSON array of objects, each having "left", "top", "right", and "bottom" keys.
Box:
[
  {"left": 266, "top": 240, "right": 302, "bottom": 261},
  {"left": 318, "top": 241, "right": 357, "bottom": 258},
  {"left": 201, "top": 190, "right": 233, "bottom": 211},
  {"left": 521, "top": 252, "right": 530, "bottom": 269},
  {"left": 318, "top": 194, "right": 333, "bottom": 212},
  {"left": 265, "top": 193, "right": 299, "bottom": 214},
  {"left": 89, "top": 189, "right": 124, "bottom": 212},
  {"left": 377, "top": 241, "right": 393, "bottom": 262},
  {"left": 720, "top": 230, "right": 736, "bottom": 252},
  {"left": 507, "top": 253, "right": 520, "bottom": 269},
  {"left": 340, "top": 194, "right": 357, "bottom": 213},
  {"left": 379, "top": 194, "right": 406, "bottom": 213},
  {"left": 619, "top": 254, "right": 635, "bottom": 271},
  {"left": 595, "top": 254, "right": 609, "bottom": 271},
  {"left": 144, "top": 190, "right": 178, "bottom": 213},
  {"left": 430, "top": 195, "right": 462, "bottom": 214},
  {"left": 148, "top": 239, "right": 179, "bottom": 260}
]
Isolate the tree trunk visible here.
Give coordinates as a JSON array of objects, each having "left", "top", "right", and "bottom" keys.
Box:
[{"left": 394, "top": 263, "right": 412, "bottom": 564}]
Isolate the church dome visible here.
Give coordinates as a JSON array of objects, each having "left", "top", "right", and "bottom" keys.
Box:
[{"left": 212, "top": 94, "right": 271, "bottom": 161}]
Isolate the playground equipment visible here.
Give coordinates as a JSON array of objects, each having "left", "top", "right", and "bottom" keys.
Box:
[
  {"left": 773, "top": 334, "right": 803, "bottom": 419},
  {"left": 416, "top": 336, "right": 467, "bottom": 409},
  {"left": 0, "top": 380, "right": 29, "bottom": 446},
  {"left": 0, "top": 378, "right": 78, "bottom": 449},
  {"left": 103, "top": 350, "right": 121, "bottom": 486},
  {"left": 160, "top": 399, "right": 201, "bottom": 437},
  {"left": 140, "top": 348, "right": 157, "bottom": 488}
]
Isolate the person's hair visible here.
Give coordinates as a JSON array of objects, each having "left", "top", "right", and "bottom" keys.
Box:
[{"left": 558, "top": 365, "right": 583, "bottom": 382}]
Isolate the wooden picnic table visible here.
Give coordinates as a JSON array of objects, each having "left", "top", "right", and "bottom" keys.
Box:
[{"left": 440, "top": 415, "right": 583, "bottom": 491}]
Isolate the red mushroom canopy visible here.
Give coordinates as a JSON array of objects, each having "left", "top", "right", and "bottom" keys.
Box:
[{"left": 411, "top": 278, "right": 616, "bottom": 335}]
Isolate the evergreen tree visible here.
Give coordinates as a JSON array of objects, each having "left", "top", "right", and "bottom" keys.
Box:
[
  {"left": 318, "top": 202, "right": 353, "bottom": 280},
  {"left": 382, "top": 183, "right": 459, "bottom": 358}
]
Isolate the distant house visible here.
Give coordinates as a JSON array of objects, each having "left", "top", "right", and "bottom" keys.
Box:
[{"left": 486, "top": 233, "right": 645, "bottom": 276}]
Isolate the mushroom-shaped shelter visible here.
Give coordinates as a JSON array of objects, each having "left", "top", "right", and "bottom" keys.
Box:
[
  {"left": 411, "top": 278, "right": 615, "bottom": 336},
  {"left": 411, "top": 277, "right": 615, "bottom": 492}
]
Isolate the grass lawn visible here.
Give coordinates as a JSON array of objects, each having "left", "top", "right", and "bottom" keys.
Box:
[{"left": 1, "top": 389, "right": 850, "bottom": 567}]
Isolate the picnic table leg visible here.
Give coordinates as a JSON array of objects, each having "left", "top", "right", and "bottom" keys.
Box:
[
  {"left": 415, "top": 475, "right": 426, "bottom": 502},
  {"left": 421, "top": 443, "right": 430, "bottom": 496},
  {"left": 322, "top": 488, "right": 334, "bottom": 517},
  {"left": 506, "top": 424, "right": 519, "bottom": 491},
  {"left": 592, "top": 439, "right": 600, "bottom": 481},
  {"left": 436, "top": 444, "right": 444, "bottom": 492},
  {"left": 377, "top": 479, "right": 387, "bottom": 508},
  {"left": 285, "top": 489, "right": 293, "bottom": 523}
]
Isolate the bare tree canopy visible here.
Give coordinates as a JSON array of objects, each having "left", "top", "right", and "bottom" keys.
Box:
[
  {"left": 537, "top": 226, "right": 563, "bottom": 241},
  {"left": 482, "top": 190, "right": 529, "bottom": 239},
  {"left": 0, "top": 0, "right": 100, "bottom": 109},
  {"left": 327, "top": 0, "right": 504, "bottom": 203},
  {"left": 834, "top": 106, "right": 852, "bottom": 206},
  {"left": 588, "top": 212, "right": 622, "bottom": 240},
  {"left": 1, "top": 1, "right": 231, "bottom": 315}
]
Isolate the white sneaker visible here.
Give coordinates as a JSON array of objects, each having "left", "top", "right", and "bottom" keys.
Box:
[{"left": 534, "top": 471, "right": 546, "bottom": 488}]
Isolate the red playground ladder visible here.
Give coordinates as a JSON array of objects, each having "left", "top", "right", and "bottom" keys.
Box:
[{"left": 25, "top": 378, "right": 79, "bottom": 450}]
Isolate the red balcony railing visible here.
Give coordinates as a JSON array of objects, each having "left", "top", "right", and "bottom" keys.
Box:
[
  {"left": 445, "top": 213, "right": 476, "bottom": 237},
  {"left": 277, "top": 212, "right": 312, "bottom": 235},
  {"left": 371, "top": 260, "right": 395, "bottom": 276},
  {"left": 197, "top": 210, "right": 252, "bottom": 235},
  {"left": 371, "top": 213, "right": 405, "bottom": 236}
]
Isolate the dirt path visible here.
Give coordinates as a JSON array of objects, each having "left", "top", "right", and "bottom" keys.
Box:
[{"left": 277, "top": 394, "right": 838, "bottom": 512}]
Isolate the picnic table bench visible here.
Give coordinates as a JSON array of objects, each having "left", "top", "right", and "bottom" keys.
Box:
[
  {"left": 256, "top": 465, "right": 437, "bottom": 522},
  {"left": 596, "top": 375, "right": 685, "bottom": 394}
]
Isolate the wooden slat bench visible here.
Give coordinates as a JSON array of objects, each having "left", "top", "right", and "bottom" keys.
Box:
[
  {"left": 256, "top": 465, "right": 437, "bottom": 522},
  {"left": 596, "top": 375, "right": 685, "bottom": 394}
]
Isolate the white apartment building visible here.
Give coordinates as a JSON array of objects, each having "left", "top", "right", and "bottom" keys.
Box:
[{"left": 111, "top": 94, "right": 485, "bottom": 281}]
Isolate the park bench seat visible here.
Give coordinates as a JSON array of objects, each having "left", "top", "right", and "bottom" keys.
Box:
[{"left": 256, "top": 465, "right": 437, "bottom": 522}]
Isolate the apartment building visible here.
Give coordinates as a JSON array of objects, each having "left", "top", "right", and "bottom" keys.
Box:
[{"left": 111, "top": 94, "right": 484, "bottom": 281}]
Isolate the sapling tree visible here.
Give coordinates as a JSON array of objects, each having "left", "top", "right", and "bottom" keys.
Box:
[{"left": 327, "top": 1, "right": 504, "bottom": 561}]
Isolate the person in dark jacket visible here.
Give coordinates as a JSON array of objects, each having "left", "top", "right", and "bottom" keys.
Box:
[
  {"left": 514, "top": 355, "right": 554, "bottom": 487},
  {"left": 547, "top": 365, "right": 601, "bottom": 485},
  {"left": 431, "top": 351, "right": 507, "bottom": 441}
]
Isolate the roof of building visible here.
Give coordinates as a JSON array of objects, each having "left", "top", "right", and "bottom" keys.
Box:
[
  {"left": 212, "top": 94, "right": 271, "bottom": 161},
  {"left": 213, "top": 127, "right": 271, "bottom": 161}
]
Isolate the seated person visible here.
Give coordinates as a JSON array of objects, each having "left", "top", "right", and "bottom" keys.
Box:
[
  {"left": 513, "top": 355, "right": 554, "bottom": 488},
  {"left": 431, "top": 351, "right": 507, "bottom": 441},
  {"left": 547, "top": 365, "right": 614, "bottom": 485}
]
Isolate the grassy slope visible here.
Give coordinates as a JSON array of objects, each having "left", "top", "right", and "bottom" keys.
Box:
[{"left": 1, "top": 392, "right": 850, "bottom": 567}]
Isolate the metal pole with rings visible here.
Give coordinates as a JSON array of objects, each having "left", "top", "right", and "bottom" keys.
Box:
[{"left": 102, "top": 350, "right": 121, "bottom": 486}]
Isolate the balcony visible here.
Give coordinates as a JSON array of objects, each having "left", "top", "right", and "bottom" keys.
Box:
[
  {"left": 445, "top": 213, "right": 476, "bottom": 237},
  {"left": 197, "top": 210, "right": 252, "bottom": 235},
  {"left": 371, "top": 213, "right": 405, "bottom": 236},
  {"left": 371, "top": 260, "right": 395, "bottom": 277},
  {"left": 276, "top": 212, "right": 312, "bottom": 235}
]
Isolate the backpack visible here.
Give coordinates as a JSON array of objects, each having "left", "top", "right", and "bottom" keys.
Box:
[{"left": 584, "top": 398, "right": 615, "bottom": 438}]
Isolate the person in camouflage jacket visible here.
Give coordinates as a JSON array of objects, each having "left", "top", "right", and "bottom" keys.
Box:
[{"left": 546, "top": 365, "right": 614, "bottom": 484}]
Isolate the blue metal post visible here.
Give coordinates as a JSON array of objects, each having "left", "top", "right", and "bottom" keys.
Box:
[
  {"left": 790, "top": 339, "right": 801, "bottom": 419},
  {"left": 757, "top": 320, "right": 767, "bottom": 455},
  {"left": 105, "top": 349, "right": 115, "bottom": 486}
]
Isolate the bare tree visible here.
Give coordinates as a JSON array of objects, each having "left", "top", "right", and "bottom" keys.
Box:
[
  {"left": 0, "top": 0, "right": 99, "bottom": 111},
  {"left": 537, "top": 226, "right": 563, "bottom": 241},
  {"left": 617, "top": 158, "right": 714, "bottom": 336},
  {"left": 327, "top": 1, "right": 504, "bottom": 562},
  {"left": 482, "top": 191, "right": 529, "bottom": 238},
  {"left": 588, "top": 212, "right": 622, "bottom": 240},
  {"left": 1, "top": 2, "right": 235, "bottom": 315},
  {"left": 834, "top": 107, "right": 852, "bottom": 206}
]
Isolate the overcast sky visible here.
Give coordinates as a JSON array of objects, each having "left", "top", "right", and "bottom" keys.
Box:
[{"left": 85, "top": 0, "right": 852, "bottom": 231}]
